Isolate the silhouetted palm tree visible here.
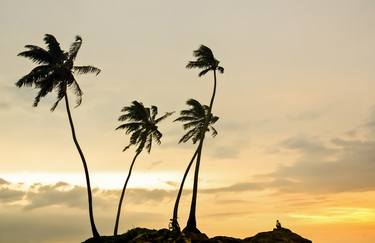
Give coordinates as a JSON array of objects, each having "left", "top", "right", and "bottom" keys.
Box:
[
  {"left": 16, "top": 34, "right": 101, "bottom": 239},
  {"left": 184, "top": 45, "right": 224, "bottom": 233},
  {"left": 114, "top": 101, "right": 173, "bottom": 235},
  {"left": 170, "top": 99, "right": 218, "bottom": 232}
]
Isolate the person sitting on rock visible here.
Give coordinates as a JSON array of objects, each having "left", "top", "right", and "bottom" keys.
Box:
[{"left": 276, "top": 220, "right": 282, "bottom": 229}]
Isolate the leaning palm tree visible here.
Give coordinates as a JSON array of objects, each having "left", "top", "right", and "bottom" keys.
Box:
[
  {"left": 170, "top": 99, "right": 218, "bottom": 232},
  {"left": 16, "top": 34, "right": 101, "bottom": 239},
  {"left": 184, "top": 45, "right": 224, "bottom": 233},
  {"left": 114, "top": 101, "right": 172, "bottom": 235}
]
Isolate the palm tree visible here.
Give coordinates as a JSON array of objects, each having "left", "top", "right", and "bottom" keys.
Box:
[
  {"left": 170, "top": 99, "right": 218, "bottom": 232},
  {"left": 184, "top": 45, "right": 224, "bottom": 233},
  {"left": 16, "top": 34, "right": 101, "bottom": 239},
  {"left": 114, "top": 101, "right": 173, "bottom": 235}
]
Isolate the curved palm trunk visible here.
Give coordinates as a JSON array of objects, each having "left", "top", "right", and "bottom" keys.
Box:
[
  {"left": 114, "top": 151, "right": 141, "bottom": 235},
  {"left": 184, "top": 69, "right": 217, "bottom": 232},
  {"left": 64, "top": 93, "right": 100, "bottom": 239},
  {"left": 170, "top": 148, "right": 199, "bottom": 232},
  {"left": 184, "top": 137, "right": 204, "bottom": 232}
]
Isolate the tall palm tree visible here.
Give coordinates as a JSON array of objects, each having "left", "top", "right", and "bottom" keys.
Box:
[
  {"left": 114, "top": 101, "right": 172, "bottom": 235},
  {"left": 184, "top": 45, "right": 224, "bottom": 233},
  {"left": 170, "top": 99, "right": 218, "bottom": 232},
  {"left": 16, "top": 34, "right": 101, "bottom": 239}
]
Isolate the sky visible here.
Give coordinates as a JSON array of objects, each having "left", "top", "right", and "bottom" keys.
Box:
[{"left": 1, "top": 0, "right": 375, "bottom": 242}]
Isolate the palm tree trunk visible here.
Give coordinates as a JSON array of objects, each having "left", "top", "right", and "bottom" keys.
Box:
[
  {"left": 184, "top": 69, "right": 217, "bottom": 232},
  {"left": 184, "top": 137, "right": 204, "bottom": 232},
  {"left": 208, "top": 70, "right": 217, "bottom": 114},
  {"left": 171, "top": 148, "right": 199, "bottom": 232},
  {"left": 64, "top": 93, "right": 100, "bottom": 239},
  {"left": 114, "top": 151, "right": 141, "bottom": 235}
]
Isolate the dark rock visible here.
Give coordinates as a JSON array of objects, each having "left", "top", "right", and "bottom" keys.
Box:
[
  {"left": 83, "top": 227, "right": 312, "bottom": 243},
  {"left": 244, "top": 228, "right": 312, "bottom": 243}
]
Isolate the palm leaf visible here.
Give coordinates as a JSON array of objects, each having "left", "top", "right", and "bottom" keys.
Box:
[
  {"left": 217, "top": 66, "right": 224, "bottom": 73},
  {"left": 155, "top": 112, "right": 174, "bottom": 123},
  {"left": 198, "top": 68, "right": 211, "bottom": 77},
  {"left": 209, "top": 126, "right": 218, "bottom": 137},
  {"left": 68, "top": 35, "right": 82, "bottom": 61},
  {"left": 151, "top": 106, "right": 158, "bottom": 121},
  {"left": 15, "top": 65, "right": 51, "bottom": 87},
  {"left": 50, "top": 81, "right": 66, "bottom": 112},
  {"left": 18, "top": 45, "right": 52, "bottom": 64},
  {"left": 117, "top": 101, "right": 171, "bottom": 154},
  {"left": 73, "top": 66, "right": 101, "bottom": 75},
  {"left": 69, "top": 80, "right": 83, "bottom": 107},
  {"left": 43, "top": 34, "right": 64, "bottom": 62},
  {"left": 179, "top": 128, "right": 198, "bottom": 144}
]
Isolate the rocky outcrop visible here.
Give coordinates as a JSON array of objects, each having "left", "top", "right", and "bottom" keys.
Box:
[{"left": 83, "top": 227, "right": 312, "bottom": 243}]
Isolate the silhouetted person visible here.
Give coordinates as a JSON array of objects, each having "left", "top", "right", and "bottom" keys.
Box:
[{"left": 276, "top": 220, "right": 282, "bottom": 229}]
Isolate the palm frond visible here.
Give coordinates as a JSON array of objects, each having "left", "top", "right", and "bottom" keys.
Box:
[
  {"left": 115, "top": 122, "right": 142, "bottom": 134},
  {"left": 151, "top": 106, "right": 158, "bottom": 121},
  {"left": 153, "top": 130, "right": 162, "bottom": 144},
  {"left": 33, "top": 78, "right": 54, "bottom": 107},
  {"left": 155, "top": 111, "right": 174, "bottom": 123},
  {"left": 117, "top": 101, "right": 170, "bottom": 154},
  {"left": 217, "top": 66, "right": 224, "bottom": 73},
  {"left": 15, "top": 65, "right": 51, "bottom": 87},
  {"left": 183, "top": 120, "right": 203, "bottom": 130},
  {"left": 122, "top": 144, "right": 131, "bottom": 152},
  {"left": 17, "top": 34, "right": 100, "bottom": 113},
  {"left": 50, "top": 81, "right": 66, "bottom": 112},
  {"left": 178, "top": 128, "right": 197, "bottom": 144},
  {"left": 69, "top": 80, "right": 83, "bottom": 107},
  {"left": 192, "top": 131, "right": 202, "bottom": 144},
  {"left": 135, "top": 132, "right": 147, "bottom": 154},
  {"left": 174, "top": 115, "right": 201, "bottom": 122},
  {"left": 43, "top": 34, "right": 64, "bottom": 62},
  {"left": 175, "top": 98, "right": 219, "bottom": 144},
  {"left": 186, "top": 60, "right": 211, "bottom": 70},
  {"left": 210, "top": 126, "right": 218, "bottom": 137},
  {"left": 68, "top": 35, "right": 82, "bottom": 61},
  {"left": 73, "top": 66, "right": 101, "bottom": 76},
  {"left": 210, "top": 115, "right": 219, "bottom": 124},
  {"left": 129, "top": 129, "right": 142, "bottom": 145},
  {"left": 145, "top": 134, "right": 152, "bottom": 153},
  {"left": 198, "top": 68, "right": 211, "bottom": 77},
  {"left": 186, "top": 45, "right": 224, "bottom": 77},
  {"left": 18, "top": 45, "right": 52, "bottom": 64},
  {"left": 193, "top": 45, "right": 214, "bottom": 59}
]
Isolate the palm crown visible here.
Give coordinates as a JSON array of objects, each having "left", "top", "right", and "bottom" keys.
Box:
[
  {"left": 116, "top": 101, "right": 173, "bottom": 153},
  {"left": 186, "top": 45, "right": 224, "bottom": 77},
  {"left": 16, "top": 34, "right": 100, "bottom": 111},
  {"left": 174, "top": 99, "right": 219, "bottom": 144}
]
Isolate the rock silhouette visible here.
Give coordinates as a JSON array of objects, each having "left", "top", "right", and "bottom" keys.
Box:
[{"left": 84, "top": 227, "right": 312, "bottom": 243}]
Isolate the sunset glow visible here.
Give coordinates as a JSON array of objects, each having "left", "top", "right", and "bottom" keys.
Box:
[{"left": 1, "top": 0, "right": 375, "bottom": 242}]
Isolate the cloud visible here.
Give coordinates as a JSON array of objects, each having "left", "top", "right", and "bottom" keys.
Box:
[
  {"left": 0, "top": 179, "right": 263, "bottom": 210},
  {"left": 24, "top": 183, "right": 94, "bottom": 210},
  {"left": 263, "top": 134, "right": 375, "bottom": 194},
  {"left": 0, "top": 208, "right": 164, "bottom": 243},
  {"left": 0, "top": 178, "right": 10, "bottom": 185},
  {"left": 0, "top": 182, "right": 178, "bottom": 210},
  {"left": 0, "top": 178, "right": 25, "bottom": 203},
  {"left": 280, "top": 135, "right": 335, "bottom": 158},
  {"left": 201, "top": 182, "right": 265, "bottom": 194},
  {"left": 0, "top": 187, "right": 25, "bottom": 203}
]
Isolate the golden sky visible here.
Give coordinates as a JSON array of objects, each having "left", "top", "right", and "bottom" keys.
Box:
[{"left": 1, "top": 0, "right": 375, "bottom": 242}]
